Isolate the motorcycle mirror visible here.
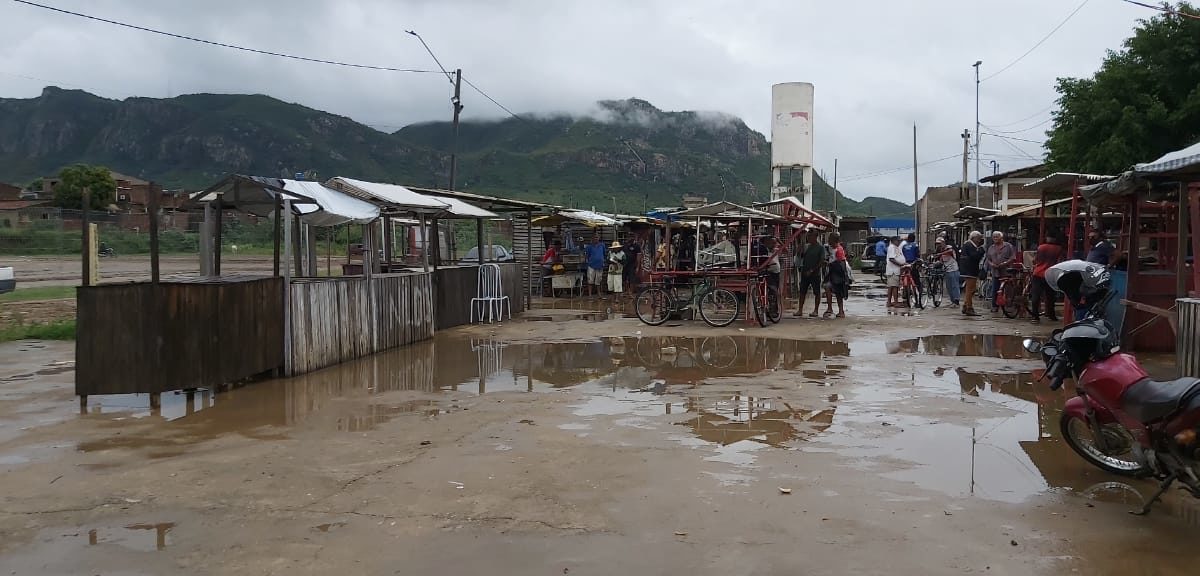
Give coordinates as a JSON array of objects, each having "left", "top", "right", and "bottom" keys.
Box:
[{"left": 1023, "top": 338, "right": 1042, "bottom": 354}]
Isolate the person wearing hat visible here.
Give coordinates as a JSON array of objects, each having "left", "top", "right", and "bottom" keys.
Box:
[
  {"left": 607, "top": 240, "right": 626, "bottom": 296},
  {"left": 933, "top": 237, "right": 961, "bottom": 307}
]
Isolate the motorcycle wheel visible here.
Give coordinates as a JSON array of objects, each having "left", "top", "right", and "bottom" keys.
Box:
[{"left": 1060, "top": 415, "right": 1149, "bottom": 477}]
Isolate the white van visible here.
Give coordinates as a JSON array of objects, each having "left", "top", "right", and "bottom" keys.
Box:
[{"left": 0, "top": 266, "right": 14, "bottom": 294}]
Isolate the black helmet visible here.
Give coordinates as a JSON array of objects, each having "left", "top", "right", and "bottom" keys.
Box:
[{"left": 1045, "top": 260, "right": 1110, "bottom": 306}]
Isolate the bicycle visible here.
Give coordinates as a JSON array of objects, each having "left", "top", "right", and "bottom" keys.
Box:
[
  {"left": 994, "top": 264, "right": 1032, "bottom": 319},
  {"left": 635, "top": 276, "right": 740, "bottom": 327},
  {"left": 899, "top": 264, "right": 924, "bottom": 309},
  {"left": 924, "top": 259, "right": 945, "bottom": 308},
  {"left": 748, "top": 272, "right": 782, "bottom": 327}
]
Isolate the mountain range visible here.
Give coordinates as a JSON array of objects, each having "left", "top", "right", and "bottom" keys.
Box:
[{"left": 0, "top": 87, "right": 911, "bottom": 217}]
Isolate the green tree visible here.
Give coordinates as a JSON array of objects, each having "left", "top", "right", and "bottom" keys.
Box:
[
  {"left": 1046, "top": 2, "right": 1200, "bottom": 174},
  {"left": 52, "top": 164, "right": 116, "bottom": 210}
]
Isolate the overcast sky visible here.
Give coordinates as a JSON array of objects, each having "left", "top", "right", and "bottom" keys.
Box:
[{"left": 0, "top": 0, "right": 1151, "bottom": 202}]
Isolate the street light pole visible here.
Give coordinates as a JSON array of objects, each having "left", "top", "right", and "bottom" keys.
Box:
[{"left": 973, "top": 60, "right": 982, "bottom": 207}]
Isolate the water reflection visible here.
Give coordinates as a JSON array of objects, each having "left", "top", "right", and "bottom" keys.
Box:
[
  {"left": 677, "top": 393, "right": 838, "bottom": 447},
  {"left": 885, "top": 334, "right": 1028, "bottom": 359}
]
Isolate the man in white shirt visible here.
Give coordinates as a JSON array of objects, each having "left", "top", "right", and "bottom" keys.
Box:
[{"left": 885, "top": 236, "right": 904, "bottom": 308}]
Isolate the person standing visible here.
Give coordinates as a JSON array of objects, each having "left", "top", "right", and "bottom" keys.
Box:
[
  {"left": 885, "top": 236, "right": 905, "bottom": 308},
  {"left": 959, "top": 231, "right": 985, "bottom": 316},
  {"left": 934, "top": 238, "right": 961, "bottom": 307},
  {"left": 796, "top": 230, "right": 826, "bottom": 318},
  {"left": 607, "top": 240, "right": 626, "bottom": 296},
  {"left": 585, "top": 233, "right": 607, "bottom": 297},
  {"left": 823, "top": 232, "right": 849, "bottom": 318},
  {"left": 985, "top": 231, "right": 1016, "bottom": 314},
  {"left": 874, "top": 237, "right": 888, "bottom": 280},
  {"left": 1030, "top": 232, "right": 1063, "bottom": 324},
  {"left": 901, "top": 233, "right": 922, "bottom": 302},
  {"left": 1086, "top": 230, "right": 1119, "bottom": 267},
  {"left": 622, "top": 237, "right": 641, "bottom": 296}
]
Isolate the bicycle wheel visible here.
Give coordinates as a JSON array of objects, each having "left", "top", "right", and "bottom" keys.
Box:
[
  {"left": 1001, "top": 281, "right": 1021, "bottom": 319},
  {"left": 928, "top": 276, "right": 942, "bottom": 308},
  {"left": 752, "top": 286, "right": 768, "bottom": 327},
  {"left": 699, "top": 336, "right": 738, "bottom": 369},
  {"left": 635, "top": 287, "right": 672, "bottom": 326},
  {"left": 699, "top": 288, "right": 739, "bottom": 327},
  {"left": 766, "top": 286, "right": 782, "bottom": 324}
]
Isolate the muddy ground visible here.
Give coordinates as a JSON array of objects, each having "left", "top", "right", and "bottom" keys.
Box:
[{"left": 1, "top": 286, "right": 1197, "bottom": 575}]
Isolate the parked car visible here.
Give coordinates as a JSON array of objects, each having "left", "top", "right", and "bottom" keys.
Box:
[
  {"left": 858, "top": 235, "right": 888, "bottom": 274},
  {"left": 0, "top": 266, "right": 14, "bottom": 294},
  {"left": 464, "top": 245, "right": 515, "bottom": 263}
]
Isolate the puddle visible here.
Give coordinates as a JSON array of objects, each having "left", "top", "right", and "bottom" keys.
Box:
[
  {"left": 77, "top": 522, "right": 175, "bottom": 551},
  {"left": 886, "top": 334, "right": 1029, "bottom": 359},
  {"left": 61, "top": 330, "right": 1199, "bottom": 521}
]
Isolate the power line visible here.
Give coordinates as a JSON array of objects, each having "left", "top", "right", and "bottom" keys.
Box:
[
  {"left": 981, "top": 0, "right": 1091, "bottom": 82},
  {"left": 839, "top": 153, "right": 959, "bottom": 183},
  {"left": 10, "top": 0, "right": 443, "bottom": 74},
  {"left": 992, "top": 135, "right": 1041, "bottom": 161},
  {"left": 986, "top": 104, "right": 1056, "bottom": 128},
  {"left": 1119, "top": 0, "right": 1200, "bottom": 20},
  {"left": 981, "top": 131, "right": 1046, "bottom": 145},
  {"left": 982, "top": 117, "right": 1054, "bottom": 134},
  {"left": 461, "top": 76, "right": 526, "bottom": 122}
]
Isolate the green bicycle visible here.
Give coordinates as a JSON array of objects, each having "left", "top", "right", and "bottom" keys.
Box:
[{"left": 635, "top": 277, "right": 740, "bottom": 327}]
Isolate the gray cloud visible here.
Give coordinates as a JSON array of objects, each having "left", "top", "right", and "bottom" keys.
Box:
[{"left": 0, "top": 0, "right": 1147, "bottom": 202}]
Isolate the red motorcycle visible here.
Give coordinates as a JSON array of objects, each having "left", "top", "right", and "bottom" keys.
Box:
[{"left": 1025, "top": 260, "right": 1200, "bottom": 514}]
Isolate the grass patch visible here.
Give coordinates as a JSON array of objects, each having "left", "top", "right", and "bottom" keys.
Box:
[
  {"left": 0, "top": 286, "right": 76, "bottom": 303},
  {"left": 0, "top": 319, "right": 76, "bottom": 342}
]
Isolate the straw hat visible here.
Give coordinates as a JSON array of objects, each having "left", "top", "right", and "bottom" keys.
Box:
[{"left": 611, "top": 240, "right": 623, "bottom": 249}]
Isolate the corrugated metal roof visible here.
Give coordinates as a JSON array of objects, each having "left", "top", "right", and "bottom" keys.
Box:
[
  {"left": 989, "top": 197, "right": 1073, "bottom": 218},
  {"left": 1022, "top": 172, "right": 1113, "bottom": 193}
]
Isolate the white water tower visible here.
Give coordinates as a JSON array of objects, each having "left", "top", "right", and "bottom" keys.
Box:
[{"left": 770, "top": 82, "right": 815, "bottom": 205}]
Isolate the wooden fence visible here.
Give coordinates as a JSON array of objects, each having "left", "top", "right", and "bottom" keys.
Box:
[
  {"left": 1180, "top": 298, "right": 1200, "bottom": 378},
  {"left": 434, "top": 264, "right": 525, "bottom": 330},
  {"left": 287, "top": 273, "right": 434, "bottom": 374},
  {"left": 76, "top": 276, "right": 284, "bottom": 397}
]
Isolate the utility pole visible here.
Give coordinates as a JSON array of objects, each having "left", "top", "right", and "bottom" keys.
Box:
[
  {"left": 449, "top": 68, "right": 463, "bottom": 191},
  {"left": 961, "top": 129, "right": 971, "bottom": 204},
  {"left": 832, "top": 159, "right": 838, "bottom": 216},
  {"left": 973, "top": 61, "right": 982, "bottom": 207},
  {"left": 912, "top": 124, "right": 919, "bottom": 234}
]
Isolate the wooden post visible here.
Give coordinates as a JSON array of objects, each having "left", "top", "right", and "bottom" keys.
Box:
[
  {"left": 200, "top": 201, "right": 214, "bottom": 276},
  {"left": 81, "top": 187, "right": 91, "bottom": 286},
  {"left": 326, "top": 226, "right": 332, "bottom": 277},
  {"left": 305, "top": 223, "right": 317, "bottom": 277},
  {"left": 148, "top": 182, "right": 160, "bottom": 284},
  {"left": 282, "top": 199, "right": 293, "bottom": 374},
  {"left": 292, "top": 214, "right": 303, "bottom": 277},
  {"left": 383, "top": 215, "right": 393, "bottom": 269},
  {"left": 1190, "top": 184, "right": 1200, "bottom": 297},
  {"left": 431, "top": 218, "right": 441, "bottom": 270},
  {"left": 526, "top": 209, "right": 533, "bottom": 309},
  {"left": 420, "top": 215, "right": 430, "bottom": 273},
  {"left": 1039, "top": 191, "right": 1047, "bottom": 244},
  {"left": 213, "top": 194, "right": 224, "bottom": 276},
  {"left": 272, "top": 191, "right": 282, "bottom": 277},
  {"left": 1177, "top": 185, "right": 1188, "bottom": 298},
  {"left": 476, "top": 218, "right": 485, "bottom": 264}
]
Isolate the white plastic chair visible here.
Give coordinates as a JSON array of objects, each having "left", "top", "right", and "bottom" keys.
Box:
[{"left": 470, "top": 264, "right": 511, "bottom": 323}]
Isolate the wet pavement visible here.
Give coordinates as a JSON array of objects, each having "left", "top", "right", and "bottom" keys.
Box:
[{"left": 2, "top": 312, "right": 1198, "bottom": 574}]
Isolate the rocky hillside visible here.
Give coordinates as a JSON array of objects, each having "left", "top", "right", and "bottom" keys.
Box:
[{"left": 0, "top": 87, "right": 909, "bottom": 215}]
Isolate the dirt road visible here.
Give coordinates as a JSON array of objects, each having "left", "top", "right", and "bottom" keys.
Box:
[{"left": 0, "top": 293, "right": 1196, "bottom": 575}]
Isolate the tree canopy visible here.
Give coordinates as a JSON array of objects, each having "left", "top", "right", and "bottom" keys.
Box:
[
  {"left": 52, "top": 164, "right": 116, "bottom": 210},
  {"left": 1046, "top": 2, "right": 1200, "bottom": 173}
]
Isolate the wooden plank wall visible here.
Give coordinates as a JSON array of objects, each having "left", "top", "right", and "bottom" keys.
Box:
[
  {"left": 511, "top": 215, "right": 539, "bottom": 302},
  {"left": 434, "top": 264, "right": 525, "bottom": 330},
  {"left": 288, "top": 273, "right": 434, "bottom": 374},
  {"left": 76, "top": 277, "right": 284, "bottom": 397}
]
